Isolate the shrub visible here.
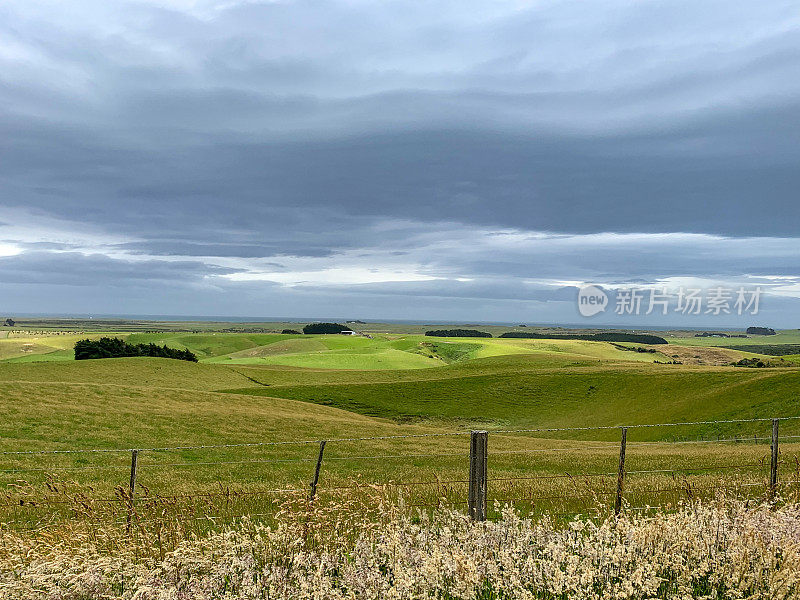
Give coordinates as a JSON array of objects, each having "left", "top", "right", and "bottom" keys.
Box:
[
  {"left": 74, "top": 338, "right": 198, "bottom": 362},
  {"left": 425, "top": 329, "right": 492, "bottom": 338},
  {"left": 281, "top": 329, "right": 301, "bottom": 334},
  {"left": 302, "top": 323, "right": 350, "bottom": 334},
  {"left": 732, "top": 357, "right": 769, "bottom": 368}
]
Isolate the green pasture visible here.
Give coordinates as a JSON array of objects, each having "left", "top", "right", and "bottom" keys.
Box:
[
  {"left": 230, "top": 366, "right": 800, "bottom": 438},
  {"left": 669, "top": 330, "right": 800, "bottom": 347},
  {"left": 0, "top": 358, "right": 795, "bottom": 526},
  {"left": 135, "top": 332, "right": 682, "bottom": 368},
  {"left": 2, "top": 325, "right": 800, "bottom": 530},
  {"left": 5, "top": 327, "right": 800, "bottom": 370},
  {"left": 0, "top": 332, "right": 114, "bottom": 363}
]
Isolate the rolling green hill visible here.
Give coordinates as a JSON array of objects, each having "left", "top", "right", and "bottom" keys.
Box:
[
  {"left": 6, "top": 329, "right": 796, "bottom": 371},
  {"left": 125, "top": 332, "right": 294, "bottom": 358},
  {"left": 227, "top": 366, "right": 800, "bottom": 440},
  {"left": 200, "top": 334, "right": 679, "bottom": 368}
]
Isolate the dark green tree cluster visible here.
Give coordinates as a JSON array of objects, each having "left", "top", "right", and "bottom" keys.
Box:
[
  {"left": 74, "top": 337, "right": 198, "bottom": 362},
  {"left": 302, "top": 323, "right": 350, "bottom": 334},
  {"left": 499, "top": 331, "right": 667, "bottom": 344},
  {"left": 281, "top": 329, "right": 301, "bottom": 334},
  {"left": 590, "top": 332, "right": 668, "bottom": 344},
  {"left": 746, "top": 327, "right": 776, "bottom": 335},
  {"left": 424, "top": 329, "right": 492, "bottom": 338}
]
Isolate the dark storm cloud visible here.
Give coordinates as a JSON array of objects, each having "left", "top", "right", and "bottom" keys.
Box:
[
  {"left": 1, "top": 0, "right": 799, "bottom": 321},
  {"left": 4, "top": 119, "right": 800, "bottom": 244},
  {"left": 446, "top": 234, "right": 800, "bottom": 282}
]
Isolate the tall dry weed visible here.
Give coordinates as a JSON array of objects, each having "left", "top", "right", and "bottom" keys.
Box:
[{"left": 1, "top": 497, "right": 800, "bottom": 599}]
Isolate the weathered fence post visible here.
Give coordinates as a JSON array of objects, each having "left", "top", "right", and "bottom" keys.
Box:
[
  {"left": 309, "top": 440, "right": 327, "bottom": 501},
  {"left": 770, "top": 419, "right": 779, "bottom": 500},
  {"left": 468, "top": 430, "right": 488, "bottom": 521},
  {"left": 126, "top": 449, "right": 138, "bottom": 534},
  {"left": 615, "top": 427, "right": 627, "bottom": 516}
]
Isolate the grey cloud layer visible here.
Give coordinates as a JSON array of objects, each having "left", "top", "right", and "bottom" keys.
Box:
[
  {"left": 0, "top": 252, "right": 238, "bottom": 286},
  {"left": 1, "top": 0, "right": 799, "bottom": 322}
]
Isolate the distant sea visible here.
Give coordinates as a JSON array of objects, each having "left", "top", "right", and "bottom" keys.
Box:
[{"left": 7, "top": 313, "right": 750, "bottom": 331}]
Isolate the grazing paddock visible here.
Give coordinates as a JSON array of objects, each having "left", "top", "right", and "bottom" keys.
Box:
[
  {"left": 4, "top": 413, "right": 800, "bottom": 534},
  {"left": 1, "top": 331, "right": 799, "bottom": 536}
]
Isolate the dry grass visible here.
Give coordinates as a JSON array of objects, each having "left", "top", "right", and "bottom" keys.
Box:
[{"left": 2, "top": 495, "right": 800, "bottom": 599}]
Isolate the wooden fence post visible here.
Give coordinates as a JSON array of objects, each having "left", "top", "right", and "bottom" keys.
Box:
[
  {"left": 468, "top": 430, "right": 488, "bottom": 522},
  {"left": 770, "top": 419, "right": 779, "bottom": 500},
  {"left": 126, "top": 449, "right": 138, "bottom": 534},
  {"left": 309, "top": 440, "right": 326, "bottom": 501},
  {"left": 615, "top": 427, "right": 627, "bottom": 516}
]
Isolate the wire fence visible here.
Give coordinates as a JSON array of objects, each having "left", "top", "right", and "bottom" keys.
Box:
[{"left": 2, "top": 416, "right": 799, "bottom": 530}]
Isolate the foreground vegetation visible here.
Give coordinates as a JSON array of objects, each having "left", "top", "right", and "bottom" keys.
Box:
[{"left": 2, "top": 498, "right": 799, "bottom": 599}]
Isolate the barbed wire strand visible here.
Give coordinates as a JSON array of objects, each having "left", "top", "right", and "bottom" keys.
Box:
[{"left": 491, "top": 416, "right": 800, "bottom": 436}]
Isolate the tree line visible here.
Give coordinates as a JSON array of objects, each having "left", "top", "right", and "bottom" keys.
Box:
[
  {"left": 74, "top": 338, "right": 198, "bottom": 362},
  {"left": 425, "top": 329, "right": 492, "bottom": 338},
  {"left": 499, "top": 331, "right": 668, "bottom": 344}
]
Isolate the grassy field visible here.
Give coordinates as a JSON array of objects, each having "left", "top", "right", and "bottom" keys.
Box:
[
  {"left": 2, "top": 325, "right": 800, "bottom": 531},
  {"left": 229, "top": 364, "right": 800, "bottom": 436},
  {"left": 4, "top": 325, "right": 797, "bottom": 366},
  {"left": 668, "top": 329, "right": 800, "bottom": 346},
  {"left": 0, "top": 332, "right": 110, "bottom": 363},
  {"left": 0, "top": 330, "right": 677, "bottom": 367}
]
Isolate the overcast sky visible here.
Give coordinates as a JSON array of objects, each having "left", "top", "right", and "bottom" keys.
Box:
[{"left": 1, "top": 0, "right": 799, "bottom": 327}]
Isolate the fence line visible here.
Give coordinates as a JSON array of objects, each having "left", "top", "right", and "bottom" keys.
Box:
[
  {"left": 491, "top": 416, "right": 800, "bottom": 435},
  {"left": 2, "top": 416, "right": 799, "bottom": 527}
]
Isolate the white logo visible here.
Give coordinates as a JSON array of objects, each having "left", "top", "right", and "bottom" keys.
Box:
[
  {"left": 577, "top": 285, "right": 609, "bottom": 317},
  {"left": 576, "top": 285, "right": 762, "bottom": 318}
]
